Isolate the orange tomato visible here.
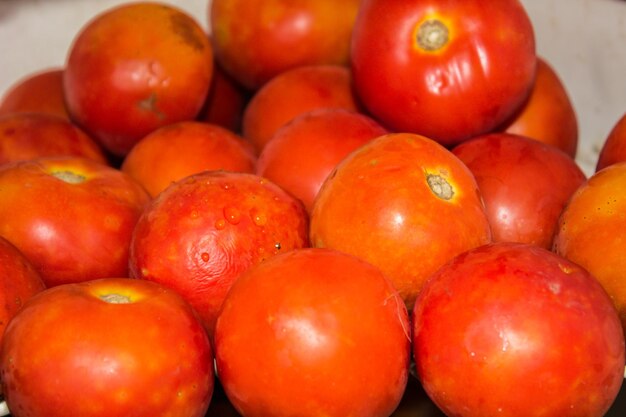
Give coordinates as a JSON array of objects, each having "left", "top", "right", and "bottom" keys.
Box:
[
  {"left": 310, "top": 132, "right": 492, "bottom": 309},
  {"left": 501, "top": 57, "right": 579, "bottom": 158}
]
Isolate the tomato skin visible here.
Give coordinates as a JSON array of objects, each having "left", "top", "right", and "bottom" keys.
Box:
[
  {"left": 501, "top": 57, "right": 579, "bottom": 158},
  {"left": 0, "top": 113, "right": 108, "bottom": 165},
  {"left": 596, "top": 113, "right": 626, "bottom": 172},
  {"left": 64, "top": 2, "right": 214, "bottom": 157},
  {"left": 452, "top": 133, "right": 586, "bottom": 249},
  {"left": 210, "top": 0, "right": 360, "bottom": 90},
  {"left": 351, "top": 0, "right": 536, "bottom": 146},
  {"left": 553, "top": 162, "right": 626, "bottom": 336},
  {"left": 129, "top": 171, "right": 309, "bottom": 336},
  {"left": 310, "top": 132, "right": 492, "bottom": 309},
  {"left": 0, "top": 67, "right": 70, "bottom": 121},
  {"left": 0, "top": 278, "right": 215, "bottom": 417},
  {"left": 0, "top": 157, "right": 150, "bottom": 287},
  {"left": 214, "top": 248, "right": 410, "bottom": 417},
  {"left": 413, "top": 242, "right": 625, "bottom": 417},
  {"left": 256, "top": 108, "right": 387, "bottom": 213}
]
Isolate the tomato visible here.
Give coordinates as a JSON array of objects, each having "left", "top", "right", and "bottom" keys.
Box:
[
  {"left": 500, "top": 57, "right": 579, "bottom": 158},
  {"left": 553, "top": 161, "right": 626, "bottom": 336},
  {"left": 596, "top": 113, "right": 626, "bottom": 171},
  {"left": 121, "top": 121, "right": 256, "bottom": 197},
  {"left": 350, "top": 0, "right": 536, "bottom": 146},
  {"left": 0, "top": 278, "right": 215, "bottom": 417},
  {"left": 242, "top": 65, "right": 361, "bottom": 154},
  {"left": 129, "top": 170, "right": 309, "bottom": 336},
  {"left": 452, "top": 132, "right": 586, "bottom": 249},
  {"left": 0, "top": 67, "right": 70, "bottom": 121},
  {"left": 0, "top": 236, "right": 45, "bottom": 346},
  {"left": 197, "top": 61, "right": 250, "bottom": 133},
  {"left": 0, "top": 113, "right": 108, "bottom": 165},
  {"left": 309, "top": 132, "right": 492, "bottom": 309},
  {"left": 256, "top": 108, "right": 387, "bottom": 213},
  {"left": 64, "top": 2, "right": 214, "bottom": 157},
  {"left": 413, "top": 242, "right": 625, "bottom": 417},
  {"left": 214, "top": 248, "right": 410, "bottom": 417},
  {"left": 0, "top": 157, "right": 150, "bottom": 287},
  {"left": 209, "top": 0, "right": 360, "bottom": 90}
]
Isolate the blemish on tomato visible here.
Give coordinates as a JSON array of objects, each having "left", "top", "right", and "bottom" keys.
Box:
[
  {"left": 137, "top": 92, "right": 165, "bottom": 119},
  {"left": 416, "top": 19, "right": 449, "bottom": 52},
  {"left": 99, "top": 293, "right": 132, "bottom": 304},
  {"left": 50, "top": 170, "right": 86, "bottom": 184},
  {"left": 426, "top": 173, "right": 454, "bottom": 200},
  {"left": 169, "top": 13, "right": 205, "bottom": 51}
]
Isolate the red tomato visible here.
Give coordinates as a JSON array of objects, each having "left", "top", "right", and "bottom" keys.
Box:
[
  {"left": 214, "top": 248, "right": 410, "bottom": 417},
  {"left": 256, "top": 108, "right": 388, "bottom": 213},
  {"left": 242, "top": 65, "right": 361, "bottom": 154},
  {"left": 121, "top": 121, "right": 256, "bottom": 197},
  {"left": 0, "top": 278, "right": 215, "bottom": 417},
  {"left": 310, "top": 132, "right": 492, "bottom": 309},
  {"left": 197, "top": 61, "right": 250, "bottom": 133},
  {"left": 501, "top": 57, "right": 579, "bottom": 158},
  {"left": 413, "top": 242, "right": 625, "bottom": 417},
  {"left": 0, "top": 67, "right": 70, "bottom": 121},
  {"left": 209, "top": 0, "right": 360, "bottom": 90},
  {"left": 0, "top": 157, "right": 150, "bottom": 287},
  {"left": 64, "top": 2, "right": 214, "bottom": 157},
  {"left": 351, "top": 0, "right": 536, "bottom": 146},
  {"left": 0, "top": 236, "right": 45, "bottom": 344},
  {"left": 596, "top": 113, "right": 626, "bottom": 172},
  {"left": 0, "top": 113, "right": 108, "bottom": 165},
  {"left": 452, "top": 133, "right": 586, "bottom": 249},
  {"left": 553, "top": 161, "right": 626, "bottom": 336},
  {"left": 129, "top": 170, "right": 309, "bottom": 336}
]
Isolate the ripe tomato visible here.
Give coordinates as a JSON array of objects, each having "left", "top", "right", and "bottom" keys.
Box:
[
  {"left": 242, "top": 65, "right": 361, "bottom": 154},
  {"left": 0, "top": 278, "right": 215, "bottom": 417},
  {"left": 413, "top": 242, "right": 625, "bottom": 417},
  {"left": 452, "top": 133, "right": 586, "bottom": 249},
  {"left": 129, "top": 170, "right": 309, "bottom": 336},
  {"left": 209, "top": 0, "right": 360, "bottom": 90},
  {"left": 0, "top": 67, "right": 70, "bottom": 121},
  {"left": 351, "top": 0, "right": 536, "bottom": 146},
  {"left": 197, "top": 62, "right": 250, "bottom": 133},
  {"left": 0, "top": 113, "right": 108, "bottom": 165},
  {"left": 500, "top": 57, "right": 579, "bottom": 158},
  {"left": 596, "top": 113, "right": 626, "bottom": 171},
  {"left": 310, "top": 132, "right": 492, "bottom": 309},
  {"left": 0, "top": 157, "right": 150, "bottom": 287},
  {"left": 121, "top": 121, "right": 256, "bottom": 197},
  {"left": 214, "top": 248, "right": 410, "bottom": 417},
  {"left": 256, "top": 108, "right": 387, "bottom": 213},
  {"left": 0, "top": 236, "right": 45, "bottom": 346},
  {"left": 64, "top": 2, "right": 214, "bottom": 157},
  {"left": 553, "top": 161, "right": 626, "bottom": 336}
]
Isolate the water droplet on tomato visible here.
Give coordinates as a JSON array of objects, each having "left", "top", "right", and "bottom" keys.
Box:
[
  {"left": 224, "top": 206, "right": 241, "bottom": 224},
  {"left": 200, "top": 252, "right": 210, "bottom": 262},
  {"left": 215, "top": 219, "right": 226, "bottom": 230}
]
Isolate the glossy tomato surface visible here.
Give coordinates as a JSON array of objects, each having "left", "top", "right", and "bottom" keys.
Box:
[
  {"left": 256, "top": 108, "right": 387, "bottom": 213},
  {"left": 452, "top": 133, "right": 586, "bottom": 249},
  {"left": 129, "top": 171, "right": 309, "bottom": 336},
  {"left": 210, "top": 0, "right": 360, "bottom": 90},
  {"left": 0, "top": 67, "right": 70, "bottom": 120},
  {"left": 351, "top": 0, "right": 536, "bottom": 146},
  {"left": 121, "top": 121, "right": 256, "bottom": 197},
  {"left": 64, "top": 2, "right": 214, "bottom": 156},
  {"left": 0, "top": 157, "right": 150, "bottom": 287},
  {"left": 596, "top": 113, "right": 626, "bottom": 171},
  {"left": 553, "top": 161, "right": 626, "bottom": 336},
  {"left": 0, "top": 113, "right": 108, "bottom": 165},
  {"left": 214, "top": 248, "right": 411, "bottom": 417},
  {"left": 310, "top": 132, "right": 492, "bottom": 309},
  {"left": 0, "top": 278, "right": 215, "bottom": 417},
  {"left": 242, "top": 65, "right": 361, "bottom": 154},
  {"left": 413, "top": 242, "right": 625, "bottom": 417},
  {"left": 501, "top": 57, "right": 579, "bottom": 158}
]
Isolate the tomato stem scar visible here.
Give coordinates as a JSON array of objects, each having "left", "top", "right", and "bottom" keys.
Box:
[
  {"left": 50, "top": 170, "right": 87, "bottom": 184},
  {"left": 426, "top": 174, "right": 454, "bottom": 200},
  {"left": 417, "top": 19, "right": 449, "bottom": 51},
  {"left": 100, "top": 293, "right": 132, "bottom": 304}
]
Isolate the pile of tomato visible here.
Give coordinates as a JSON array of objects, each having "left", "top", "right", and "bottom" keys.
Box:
[{"left": 0, "top": 0, "right": 625, "bottom": 416}]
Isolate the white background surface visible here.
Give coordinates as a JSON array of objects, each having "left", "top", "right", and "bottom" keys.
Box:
[{"left": 1, "top": 0, "right": 625, "bottom": 176}]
